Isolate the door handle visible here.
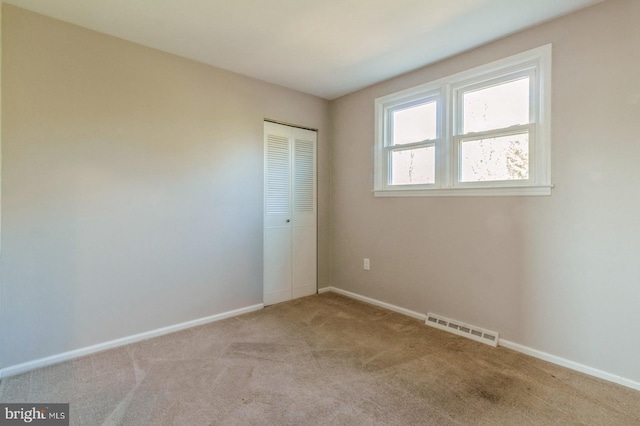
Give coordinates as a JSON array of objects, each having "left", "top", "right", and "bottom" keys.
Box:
[{"left": 286, "top": 219, "right": 291, "bottom": 223}]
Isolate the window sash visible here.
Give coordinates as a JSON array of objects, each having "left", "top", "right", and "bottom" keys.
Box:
[
  {"left": 454, "top": 69, "right": 536, "bottom": 136},
  {"left": 453, "top": 124, "right": 536, "bottom": 188},
  {"left": 380, "top": 91, "right": 442, "bottom": 189},
  {"left": 386, "top": 141, "right": 438, "bottom": 187},
  {"left": 388, "top": 98, "right": 438, "bottom": 147}
]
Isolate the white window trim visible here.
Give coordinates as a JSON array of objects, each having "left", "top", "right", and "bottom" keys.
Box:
[{"left": 374, "top": 44, "right": 552, "bottom": 197}]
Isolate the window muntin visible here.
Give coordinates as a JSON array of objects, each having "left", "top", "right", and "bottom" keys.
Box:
[{"left": 374, "top": 44, "right": 551, "bottom": 196}]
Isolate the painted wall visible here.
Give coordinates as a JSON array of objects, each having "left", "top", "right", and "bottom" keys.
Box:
[
  {"left": 0, "top": 5, "right": 329, "bottom": 368},
  {"left": 330, "top": 0, "right": 640, "bottom": 382}
]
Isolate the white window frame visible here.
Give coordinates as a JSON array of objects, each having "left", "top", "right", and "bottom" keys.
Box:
[
  {"left": 374, "top": 44, "right": 552, "bottom": 197},
  {"left": 382, "top": 90, "right": 442, "bottom": 189}
]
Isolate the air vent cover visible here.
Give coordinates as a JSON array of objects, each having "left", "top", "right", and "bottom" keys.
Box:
[{"left": 426, "top": 313, "right": 499, "bottom": 347}]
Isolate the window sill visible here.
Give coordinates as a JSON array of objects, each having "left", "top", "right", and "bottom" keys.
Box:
[{"left": 373, "top": 185, "right": 553, "bottom": 197}]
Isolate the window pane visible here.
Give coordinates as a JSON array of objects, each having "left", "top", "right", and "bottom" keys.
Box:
[
  {"left": 391, "top": 146, "right": 435, "bottom": 185},
  {"left": 463, "top": 77, "right": 529, "bottom": 133},
  {"left": 393, "top": 101, "right": 437, "bottom": 145},
  {"left": 460, "top": 133, "right": 529, "bottom": 182}
]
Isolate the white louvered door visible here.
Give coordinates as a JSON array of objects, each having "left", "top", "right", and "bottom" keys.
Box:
[{"left": 264, "top": 121, "right": 317, "bottom": 306}]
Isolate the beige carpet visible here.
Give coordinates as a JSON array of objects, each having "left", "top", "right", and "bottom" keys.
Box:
[{"left": 1, "top": 292, "right": 639, "bottom": 425}]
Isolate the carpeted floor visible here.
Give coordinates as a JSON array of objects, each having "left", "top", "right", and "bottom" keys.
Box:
[{"left": 1, "top": 292, "right": 639, "bottom": 425}]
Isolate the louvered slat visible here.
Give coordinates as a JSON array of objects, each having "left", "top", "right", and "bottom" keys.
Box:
[
  {"left": 266, "top": 134, "right": 290, "bottom": 215},
  {"left": 294, "top": 139, "right": 315, "bottom": 213}
]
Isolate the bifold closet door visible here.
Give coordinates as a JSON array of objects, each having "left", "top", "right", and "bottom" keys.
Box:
[{"left": 264, "top": 121, "right": 317, "bottom": 306}]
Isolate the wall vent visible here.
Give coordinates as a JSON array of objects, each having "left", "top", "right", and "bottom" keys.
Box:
[{"left": 425, "top": 313, "right": 499, "bottom": 347}]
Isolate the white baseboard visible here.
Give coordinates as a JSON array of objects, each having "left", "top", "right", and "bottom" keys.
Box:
[
  {"left": 319, "top": 286, "right": 426, "bottom": 321},
  {"left": 499, "top": 339, "right": 640, "bottom": 391},
  {"left": 0, "top": 303, "right": 263, "bottom": 380},
  {"left": 320, "top": 286, "right": 640, "bottom": 392}
]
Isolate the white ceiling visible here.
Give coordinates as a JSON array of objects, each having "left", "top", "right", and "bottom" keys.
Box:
[{"left": 6, "top": 0, "right": 604, "bottom": 99}]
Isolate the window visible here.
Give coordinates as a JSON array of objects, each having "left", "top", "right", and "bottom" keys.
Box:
[
  {"left": 374, "top": 45, "right": 552, "bottom": 196},
  {"left": 388, "top": 95, "right": 439, "bottom": 185}
]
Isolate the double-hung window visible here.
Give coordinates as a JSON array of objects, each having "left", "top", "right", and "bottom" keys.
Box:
[
  {"left": 386, "top": 92, "right": 440, "bottom": 186},
  {"left": 375, "top": 45, "right": 552, "bottom": 196}
]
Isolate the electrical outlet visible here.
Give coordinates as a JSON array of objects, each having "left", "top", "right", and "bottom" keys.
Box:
[{"left": 364, "top": 258, "right": 370, "bottom": 270}]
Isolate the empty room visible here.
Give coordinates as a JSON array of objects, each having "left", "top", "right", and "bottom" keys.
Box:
[{"left": 1, "top": 0, "right": 639, "bottom": 424}]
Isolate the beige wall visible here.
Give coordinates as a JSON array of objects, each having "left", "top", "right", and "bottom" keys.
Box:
[
  {"left": 0, "top": 5, "right": 329, "bottom": 368},
  {"left": 330, "top": 0, "right": 640, "bottom": 383}
]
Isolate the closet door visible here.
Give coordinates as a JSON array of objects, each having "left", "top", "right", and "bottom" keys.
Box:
[
  {"left": 291, "top": 128, "right": 317, "bottom": 299},
  {"left": 263, "top": 122, "right": 317, "bottom": 306}
]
